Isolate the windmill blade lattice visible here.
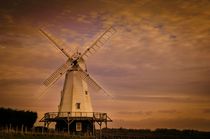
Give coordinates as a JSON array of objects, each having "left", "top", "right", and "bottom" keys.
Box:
[
  {"left": 81, "top": 26, "right": 116, "bottom": 59},
  {"left": 78, "top": 70, "right": 109, "bottom": 96},
  {"left": 43, "top": 61, "right": 70, "bottom": 86},
  {"left": 39, "top": 29, "right": 74, "bottom": 58},
  {"left": 40, "top": 26, "right": 116, "bottom": 96}
]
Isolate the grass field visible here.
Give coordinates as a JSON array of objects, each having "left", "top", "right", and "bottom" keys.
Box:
[
  {"left": 1, "top": 129, "right": 210, "bottom": 139},
  {"left": 0, "top": 132, "right": 95, "bottom": 139}
]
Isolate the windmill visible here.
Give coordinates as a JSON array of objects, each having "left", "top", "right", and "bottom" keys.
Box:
[{"left": 39, "top": 26, "right": 116, "bottom": 135}]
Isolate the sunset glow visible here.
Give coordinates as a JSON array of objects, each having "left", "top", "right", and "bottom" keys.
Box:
[{"left": 0, "top": 0, "right": 210, "bottom": 131}]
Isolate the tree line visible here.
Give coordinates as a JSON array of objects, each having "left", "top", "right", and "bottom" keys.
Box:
[
  {"left": 0, "top": 107, "right": 37, "bottom": 131},
  {"left": 101, "top": 128, "right": 210, "bottom": 139}
]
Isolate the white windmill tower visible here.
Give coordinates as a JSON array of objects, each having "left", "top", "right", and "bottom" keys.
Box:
[{"left": 39, "top": 27, "right": 116, "bottom": 135}]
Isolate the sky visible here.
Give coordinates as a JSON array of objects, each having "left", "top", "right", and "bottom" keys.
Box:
[{"left": 0, "top": 0, "right": 210, "bottom": 131}]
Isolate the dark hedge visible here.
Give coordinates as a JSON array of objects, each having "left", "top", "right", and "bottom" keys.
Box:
[{"left": 0, "top": 107, "right": 37, "bottom": 130}]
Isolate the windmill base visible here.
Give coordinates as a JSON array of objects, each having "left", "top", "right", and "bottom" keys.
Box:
[
  {"left": 55, "top": 118, "right": 94, "bottom": 135},
  {"left": 40, "top": 112, "right": 112, "bottom": 136}
]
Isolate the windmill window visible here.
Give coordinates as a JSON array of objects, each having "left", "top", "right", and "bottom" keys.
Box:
[
  {"left": 85, "top": 91, "right": 88, "bottom": 95},
  {"left": 76, "top": 103, "right": 80, "bottom": 109}
]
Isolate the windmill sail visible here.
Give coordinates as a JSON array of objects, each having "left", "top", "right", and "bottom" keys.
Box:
[
  {"left": 39, "top": 26, "right": 115, "bottom": 135},
  {"left": 78, "top": 69, "right": 109, "bottom": 96},
  {"left": 81, "top": 26, "right": 116, "bottom": 59},
  {"left": 39, "top": 29, "right": 74, "bottom": 58},
  {"left": 41, "top": 26, "right": 115, "bottom": 108},
  {"left": 43, "top": 61, "right": 70, "bottom": 86}
]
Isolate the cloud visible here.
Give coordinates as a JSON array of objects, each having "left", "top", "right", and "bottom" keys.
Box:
[
  {"left": 116, "top": 95, "right": 210, "bottom": 104},
  {"left": 158, "top": 109, "right": 180, "bottom": 114},
  {"left": 111, "top": 117, "right": 210, "bottom": 131},
  {"left": 83, "top": 0, "right": 210, "bottom": 97},
  {"left": 203, "top": 109, "right": 210, "bottom": 114},
  {"left": 118, "top": 110, "right": 152, "bottom": 116},
  {"left": 0, "top": 78, "right": 41, "bottom": 87},
  {"left": 0, "top": 0, "right": 210, "bottom": 130},
  {"left": 116, "top": 109, "right": 180, "bottom": 117}
]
